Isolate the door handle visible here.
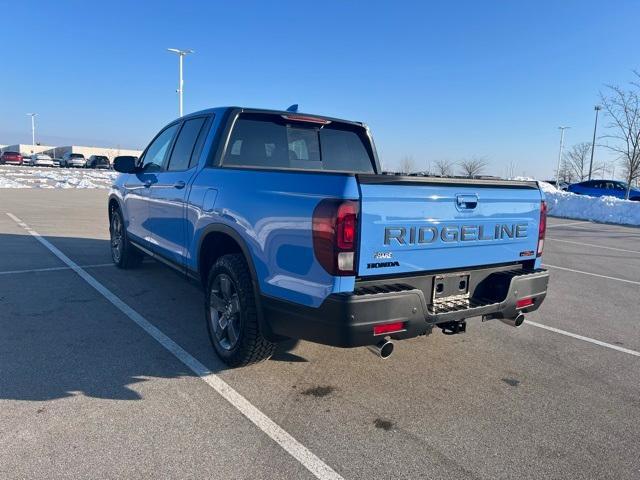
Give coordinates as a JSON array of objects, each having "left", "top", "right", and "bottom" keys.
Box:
[
  {"left": 174, "top": 180, "right": 186, "bottom": 189},
  {"left": 456, "top": 194, "right": 478, "bottom": 210}
]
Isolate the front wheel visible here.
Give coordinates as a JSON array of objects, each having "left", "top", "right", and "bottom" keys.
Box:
[
  {"left": 205, "top": 254, "right": 276, "bottom": 367},
  {"left": 109, "top": 207, "right": 143, "bottom": 269}
]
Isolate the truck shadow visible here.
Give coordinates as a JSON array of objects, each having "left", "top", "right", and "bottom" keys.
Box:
[
  {"left": 0, "top": 233, "right": 304, "bottom": 402},
  {"left": 272, "top": 339, "right": 306, "bottom": 362}
]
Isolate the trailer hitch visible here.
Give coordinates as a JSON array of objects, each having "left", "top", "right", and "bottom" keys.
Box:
[{"left": 438, "top": 320, "right": 466, "bottom": 335}]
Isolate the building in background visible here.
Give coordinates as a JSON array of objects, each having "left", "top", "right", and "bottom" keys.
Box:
[{"left": 0, "top": 144, "right": 55, "bottom": 156}]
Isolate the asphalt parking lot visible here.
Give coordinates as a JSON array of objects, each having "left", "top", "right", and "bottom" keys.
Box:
[{"left": 1, "top": 189, "right": 638, "bottom": 480}]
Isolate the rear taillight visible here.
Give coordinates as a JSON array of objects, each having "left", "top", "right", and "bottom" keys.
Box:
[
  {"left": 537, "top": 201, "right": 547, "bottom": 257},
  {"left": 312, "top": 199, "right": 359, "bottom": 276}
]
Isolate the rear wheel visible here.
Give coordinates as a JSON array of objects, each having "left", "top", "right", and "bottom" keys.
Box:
[
  {"left": 205, "top": 254, "right": 276, "bottom": 367},
  {"left": 109, "top": 207, "right": 143, "bottom": 269}
]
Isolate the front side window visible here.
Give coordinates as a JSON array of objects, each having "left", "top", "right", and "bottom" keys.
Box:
[
  {"left": 222, "top": 113, "right": 375, "bottom": 173},
  {"left": 141, "top": 124, "right": 179, "bottom": 172}
]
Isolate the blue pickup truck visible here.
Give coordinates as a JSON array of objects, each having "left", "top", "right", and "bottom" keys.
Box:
[{"left": 108, "top": 107, "right": 549, "bottom": 366}]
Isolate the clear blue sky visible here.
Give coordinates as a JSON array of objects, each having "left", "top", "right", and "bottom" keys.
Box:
[{"left": 2, "top": 0, "right": 638, "bottom": 178}]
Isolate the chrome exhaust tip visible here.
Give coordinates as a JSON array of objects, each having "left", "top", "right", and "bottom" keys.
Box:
[
  {"left": 367, "top": 339, "right": 394, "bottom": 359},
  {"left": 499, "top": 312, "right": 525, "bottom": 328}
]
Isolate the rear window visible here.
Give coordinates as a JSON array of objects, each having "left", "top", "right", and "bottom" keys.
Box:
[
  {"left": 70, "top": 153, "right": 85, "bottom": 159},
  {"left": 222, "top": 113, "right": 375, "bottom": 173}
]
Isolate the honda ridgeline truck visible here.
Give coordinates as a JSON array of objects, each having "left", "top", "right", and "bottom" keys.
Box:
[{"left": 108, "top": 107, "right": 549, "bottom": 366}]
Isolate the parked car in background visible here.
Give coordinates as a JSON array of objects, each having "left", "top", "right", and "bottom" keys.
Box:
[
  {"left": 0, "top": 151, "right": 23, "bottom": 165},
  {"left": 27, "top": 154, "right": 55, "bottom": 167},
  {"left": 568, "top": 179, "right": 640, "bottom": 201},
  {"left": 544, "top": 180, "right": 568, "bottom": 191},
  {"left": 52, "top": 158, "right": 63, "bottom": 167},
  {"left": 60, "top": 152, "right": 87, "bottom": 168},
  {"left": 87, "top": 155, "right": 111, "bottom": 169}
]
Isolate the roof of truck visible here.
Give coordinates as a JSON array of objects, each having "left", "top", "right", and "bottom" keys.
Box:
[{"left": 184, "top": 107, "right": 364, "bottom": 126}]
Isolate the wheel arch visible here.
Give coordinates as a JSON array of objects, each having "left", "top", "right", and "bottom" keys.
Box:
[
  {"left": 108, "top": 194, "right": 123, "bottom": 221},
  {"left": 196, "top": 224, "right": 259, "bottom": 289}
]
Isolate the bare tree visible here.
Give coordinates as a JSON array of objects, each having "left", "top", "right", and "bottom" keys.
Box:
[
  {"left": 600, "top": 72, "right": 640, "bottom": 199},
  {"left": 558, "top": 158, "right": 575, "bottom": 183},
  {"left": 563, "top": 142, "right": 603, "bottom": 181},
  {"left": 399, "top": 155, "right": 416, "bottom": 174},
  {"left": 434, "top": 158, "right": 454, "bottom": 177},
  {"left": 458, "top": 156, "right": 488, "bottom": 178},
  {"left": 506, "top": 160, "right": 517, "bottom": 179}
]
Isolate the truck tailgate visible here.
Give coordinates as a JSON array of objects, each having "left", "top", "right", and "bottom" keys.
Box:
[{"left": 356, "top": 176, "right": 543, "bottom": 277}]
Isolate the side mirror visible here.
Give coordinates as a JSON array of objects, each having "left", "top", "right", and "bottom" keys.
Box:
[{"left": 113, "top": 156, "right": 138, "bottom": 173}]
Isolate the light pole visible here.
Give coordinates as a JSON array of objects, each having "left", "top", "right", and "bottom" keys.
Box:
[
  {"left": 167, "top": 48, "right": 194, "bottom": 117},
  {"left": 555, "top": 126, "right": 570, "bottom": 186},
  {"left": 588, "top": 105, "right": 602, "bottom": 180},
  {"left": 26, "top": 113, "right": 37, "bottom": 153}
]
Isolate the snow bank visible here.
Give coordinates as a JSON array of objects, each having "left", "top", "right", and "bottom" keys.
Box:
[
  {"left": 540, "top": 181, "right": 640, "bottom": 226},
  {"left": 0, "top": 165, "right": 118, "bottom": 190},
  {"left": 0, "top": 176, "right": 29, "bottom": 188}
]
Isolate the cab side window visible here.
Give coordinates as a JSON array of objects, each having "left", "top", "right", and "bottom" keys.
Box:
[
  {"left": 141, "top": 124, "right": 179, "bottom": 172},
  {"left": 167, "top": 117, "right": 207, "bottom": 171}
]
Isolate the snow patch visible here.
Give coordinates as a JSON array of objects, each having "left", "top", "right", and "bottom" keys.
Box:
[
  {"left": 540, "top": 181, "right": 640, "bottom": 226},
  {"left": 0, "top": 165, "right": 118, "bottom": 190},
  {"left": 0, "top": 177, "right": 28, "bottom": 188}
]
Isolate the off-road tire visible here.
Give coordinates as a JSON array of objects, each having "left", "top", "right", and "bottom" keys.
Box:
[
  {"left": 109, "top": 206, "right": 143, "bottom": 269},
  {"left": 205, "top": 254, "right": 276, "bottom": 367}
]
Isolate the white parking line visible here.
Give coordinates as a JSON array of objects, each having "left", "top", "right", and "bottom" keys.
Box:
[
  {"left": 526, "top": 321, "right": 640, "bottom": 357},
  {"left": 546, "top": 238, "right": 640, "bottom": 255},
  {"left": 6, "top": 212, "right": 343, "bottom": 480},
  {"left": 543, "top": 263, "right": 640, "bottom": 286},
  {"left": 547, "top": 220, "right": 591, "bottom": 228},
  {"left": 550, "top": 223, "right": 640, "bottom": 236},
  {"left": 0, "top": 263, "right": 114, "bottom": 276}
]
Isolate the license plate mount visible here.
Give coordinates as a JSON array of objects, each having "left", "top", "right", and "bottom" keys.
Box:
[{"left": 432, "top": 273, "right": 470, "bottom": 302}]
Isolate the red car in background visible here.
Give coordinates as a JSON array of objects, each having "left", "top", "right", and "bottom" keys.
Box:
[{"left": 0, "top": 151, "right": 23, "bottom": 165}]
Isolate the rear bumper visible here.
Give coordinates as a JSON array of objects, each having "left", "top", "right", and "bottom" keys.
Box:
[{"left": 263, "top": 266, "right": 549, "bottom": 347}]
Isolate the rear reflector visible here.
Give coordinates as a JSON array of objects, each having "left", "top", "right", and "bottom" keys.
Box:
[
  {"left": 373, "top": 322, "right": 405, "bottom": 336},
  {"left": 516, "top": 297, "right": 534, "bottom": 309}
]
